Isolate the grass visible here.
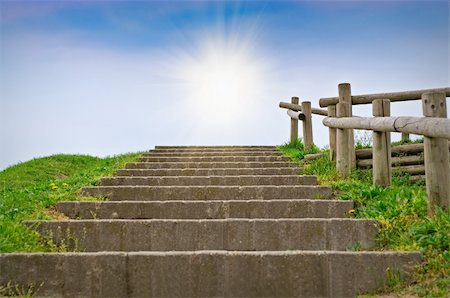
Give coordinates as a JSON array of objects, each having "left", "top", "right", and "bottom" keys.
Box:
[
  {"left": 277, "top": 138, "right": 320, "bottom": 161},
  {"left": 0, "top": 153, "right": 141, "bottom": 252},
  {"left": 279, "top": 139, "right": 449, "bottom": 298}
]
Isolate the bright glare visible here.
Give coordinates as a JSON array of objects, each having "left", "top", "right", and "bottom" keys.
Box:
[{"left": 178, "top": 39, "right": 266, "bottom": 126}]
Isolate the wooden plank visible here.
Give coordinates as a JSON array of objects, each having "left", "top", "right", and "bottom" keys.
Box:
[
  {"left": 357, "top": 155, "right": 426, "bottom": 168},
  {"left": 356, "top": 142, "right": 450, "bottom": 159},
  {"left": 336, "top": 103, "right": 351, "bottom": 178},
  {"left": 372, "top": 99, "right": 391, "bottom": 187},
  {"left": 302, "top": 101, "right": 314, "bottom": 150},
  {"left": 394, "top": 165, "right": 426, "bottom": 175},
  {"left": 322, "top": 116, "right": 450, "bottom": 139},
  {"left": 304, "top": 153, "right": 322, "bottom": 162},
  {"left": 401, "top": 132, "right": 410, "bottom": 142},
  {"left": 287, "top": 109, "right": 305, "bottom": 121},
  {"left": 328, "top": 105, "right": 337, "bottom": 161},
  {"left": 290, "top": 97, "right": 299, "bottom": 143},
  {"left": 279, "top": 102, "right": 328, "bottom": 116},
  {"left": 338, "top": 83, "right": 356, "bottom": 169},
  {"left": 422, "top": 92, "right": 450, "bottom": 215},
  {"left": 319, "top": 87, "right": 450, "bottom": 107}
]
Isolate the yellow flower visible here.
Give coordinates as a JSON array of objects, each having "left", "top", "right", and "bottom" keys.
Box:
[
  {"left": 51, "top": 185, "right": 58, "bottom": 190},
  {"left": 49, "top": 182, "right": 56, "bottom": 187},
  {"left": 347, "top": 209, "right": 356, "bottom": 215},
  {"left": 62, "top": 183, "right": 69, "bottom": 188}
]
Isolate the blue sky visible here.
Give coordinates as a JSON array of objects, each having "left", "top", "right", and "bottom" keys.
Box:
[{"left": 1, "top": 0, "right": 449, "bottom": 169}]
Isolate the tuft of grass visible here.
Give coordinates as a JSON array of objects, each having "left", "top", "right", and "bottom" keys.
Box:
[
  {"left": 277, "top": 138, "right": 320, "bottom": 161},
  {"left": 0, "top": 152, "right": 141, "bottom": 252},
  {"left": 278, "top": 144, "right": 449, "bottom": 297},
  {"left": 391, "top": 137, "right": 424, "bottom": 147},
  {"left": 355, "top": 131, "right": 373, "bottom": 149}
]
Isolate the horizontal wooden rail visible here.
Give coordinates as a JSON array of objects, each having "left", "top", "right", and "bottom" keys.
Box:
[
  {"left": 358, "top": 155, "right": 425, "bottom": 168},
  {"left": 287, "top": 109, "right": 305, "bottom": 121},
  {"left": 355, "top": 142, "right": 450, "bottom": 159},
  {"left": 323, "top": 116, "right": 450, "bottom": 139},
  {"left": 279, "top": 102, "right": 328, "bottom": 116},
  {"left": 319, "top": 87, "right": 450, "bottom": 107}
]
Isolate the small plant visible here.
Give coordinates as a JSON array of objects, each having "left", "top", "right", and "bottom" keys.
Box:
[
  {"left": 391, "top": 137, "right": 424, "bottom": 146},
  {"left": 277, "top": 138, "right": 320, "bottom": 161},
  {"left": 0, "top": 281, "right": 43, "bottom": 297},
  {"left": 385, "top": 267, "right": 402, "bottom": 289},
  {"left": 355, "top": 131, "right": 372, "bottom": 149},
  {"left": 346, "top": 241, "right": 362, "bottom": 251}
]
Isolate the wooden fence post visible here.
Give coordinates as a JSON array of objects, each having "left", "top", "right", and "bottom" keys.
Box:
[
  {"left": 422, "top": 92, "right": 450, "bottom": 215},
  {"left": 336, "top": 103, "right": 351, "bottom": 178},
  {"left": 328, "top": 105, "right": 337, "bottom": 160},
  {"left": 372, "top": 99, "right": 392, "bottom": 187},
  {"left": 401, "top": 132, "right": 410, "bottom": 142},
  {"left": 290, "top": 97, "right": 299, "bottom": 143},
  {"left": 338, "top": 83, "right": 356, "bottom": 169},
  {"left": 302, "top": 101, "right": 313, "bottom": 150}
]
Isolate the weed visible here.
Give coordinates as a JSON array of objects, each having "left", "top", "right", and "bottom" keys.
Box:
[
  {"left": 277, "top": 138, "right": 320, "bottom": 161},
  {"left": 355, "top": 131, "right": 372, "bottom": 149},
  {"left": 346, "top": 241, "right": 362, "bottom": 252},
  {"left": 391, "top": 137, "right": 424, "bottom": 147},
  {"left": 0, "top": 281, "right": 43, "bottom": 297}
]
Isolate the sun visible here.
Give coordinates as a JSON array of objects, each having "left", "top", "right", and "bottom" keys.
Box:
[{"left": 177, "top": 38, "right": 266, "bottom": 126}]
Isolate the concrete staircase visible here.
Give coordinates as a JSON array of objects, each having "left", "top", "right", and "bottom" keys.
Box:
[{"left": 0, "top": 146, "right": 420, "bottom": 297}]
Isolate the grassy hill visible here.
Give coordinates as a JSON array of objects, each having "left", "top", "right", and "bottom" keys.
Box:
[{"left": 0, "top": 153, "right": 141, "bottom": 252}]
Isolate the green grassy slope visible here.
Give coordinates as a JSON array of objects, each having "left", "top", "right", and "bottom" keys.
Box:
[
  {"left": 0, "top": 153, "right": 141, "bottom": 252},
  {"left": 278, "top": 140, "right": 449, "bottom": 297}
]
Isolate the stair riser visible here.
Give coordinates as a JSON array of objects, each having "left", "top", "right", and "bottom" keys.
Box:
[
  {"left": 0, "top": 252, "right": 421, "bottom": 298},
  {"left": 99, "top": 176, "right": 317, "bottom": 186},
  {"left": 27, "top": 219, "right": 378, "bottom": 251},
  {"left": 145, "top": 151, "right": 282, "bottom": 157},
  {"left": 151, "top": 149, "right": 279, "bottom": 153},
  {"left": 138, "top": 156, "right": 291, "bottom": 162},
  {"left": 115, "top": 168, "right": 303, "bottom": 176},
  {"left": 56, "top": 200, "right": 354, "bottom": 219},
  {"left": 81, "top": 186, "right": 332, "bottom": 201},
  {"left": 125, "top": 162, "right": 298, "bottom": 169},
  {"left": 155, "top": 146, "right": 276, "bottom": 149}
]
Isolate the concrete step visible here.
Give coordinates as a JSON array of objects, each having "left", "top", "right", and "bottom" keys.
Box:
[
  {"left": 56, "top": 200, "right": 354, "bottom": 219},
  {"left": 155, "top": 146, "right": 277, "bottom": 149},
  {"left": 81, "top": 185, "right": 332, "bottom": 201},
  {"left": 144, "top": 151, "right": 282, "bottom": 157},
  {"left": 138, "top": 156, "right": 291, "bottom": 163},
  {"left": 152, "top": 148, "right": 280, "bottom": 153},
  {"left": 0, "top": 251, "right": 421, "bottom": 297},
  {"left": 125, "top": 161, "right": 298, "bottom": 169},
  {"left": 115, "top": 167, "right": 303, "bottom": 176},
  {"left": 27, "top": 219, "right": 378, "bottom": 251},
  {"left": 99, "top": 175, "right": 317, "bottom": 186}
]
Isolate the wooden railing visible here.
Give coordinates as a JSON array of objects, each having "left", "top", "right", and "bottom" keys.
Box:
[
  {"left": 278, "top": 98, "right": 328, "bottom": 150},
  {"left": 279, "top": 84, "right": 450, "bottom": 215}
]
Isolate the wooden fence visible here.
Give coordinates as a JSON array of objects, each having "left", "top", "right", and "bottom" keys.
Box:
[
  {"left": 279, "top": 84, "right": 450, "bottom": 215},
  {"left": 279, "top": 98, "right": 328, "bottom": 150}
]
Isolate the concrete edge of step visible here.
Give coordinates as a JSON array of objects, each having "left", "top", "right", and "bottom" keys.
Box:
[
  {"left": 0, "top": 250, "right": 422, "bottom": 257},
  {"left": 23, "top": 218, "right": 378, "bottom": 224},
  {"left": 55, "top": 199, "right": 351, "bottom": 204}
]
